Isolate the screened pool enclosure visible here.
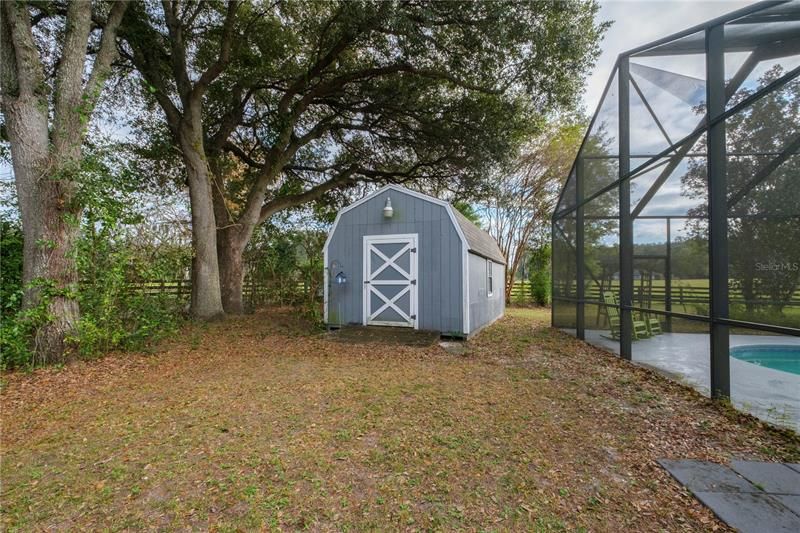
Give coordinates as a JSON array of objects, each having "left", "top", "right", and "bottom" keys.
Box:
[{"left": 552, "top": 1, "right": 800, "bottom": 430}]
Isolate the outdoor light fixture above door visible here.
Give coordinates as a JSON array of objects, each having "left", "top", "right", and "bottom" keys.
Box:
[{"left": 383, "top": 197, "right": 394, "bottom": 218}]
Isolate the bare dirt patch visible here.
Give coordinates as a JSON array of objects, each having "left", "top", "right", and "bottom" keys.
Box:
[
  {"left": 328, "top": 325, "right": 440, "bottom": 346},
  {"left": 2, "top": 307, "right": 797, "bottom": 531}
]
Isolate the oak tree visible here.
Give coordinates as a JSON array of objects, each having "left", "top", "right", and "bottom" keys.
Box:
[
  {"left": 1, "top": 0, "right": 129, "bottom": 362},
  {"left": 123, "top": 0, "right": 607, "bottom": 313}
]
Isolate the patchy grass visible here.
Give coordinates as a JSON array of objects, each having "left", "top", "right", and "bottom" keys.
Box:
[{"left": 2, "top": 307, "right": 798, "bottom": 531}]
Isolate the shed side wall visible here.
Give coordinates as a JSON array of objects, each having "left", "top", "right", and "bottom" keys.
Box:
[
  {"left": 469, "top": 253, "right": 505, "bottom": 333},
  {"left": 326, "top": 189, "right": 464, "bottom": 333}
]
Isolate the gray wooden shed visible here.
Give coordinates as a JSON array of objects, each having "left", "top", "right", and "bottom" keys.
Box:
[{"left": 323, "top": 185, "right": 505, "bottom": 337}]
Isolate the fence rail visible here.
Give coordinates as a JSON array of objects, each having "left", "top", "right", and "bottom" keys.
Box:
[
  {"left": 553, "top": 282, "right": 800, "bottom": 308},
  {"left": 133, "top": 279, "right": 547, "bottom": 306},
  {"left": 127, "top": 279, "right": 317, "bottom": 307},
  {"left": 129, "top": 279, "right": 800, "bottom": 309},
  {"left": 509, "top": 281, "right": 539, "bottom": 305}
]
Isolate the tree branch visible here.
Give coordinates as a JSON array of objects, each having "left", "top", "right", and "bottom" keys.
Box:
[
  {"left": 207, "top": 85, "right": 252, "bottom": 153},
  {"left": 161, "top": 0, "right": 192, "bottom": 102},
  {"left": 83, "top": 1, "right": 130, "bottom": 111},
  {"left": 118, "top": 5, "right": 183, "bottom": 134},
  {"left": 223, "top": 140, "right": 264, "bottom": 168},
  {"left": 278, "top": 26, "right": 359, "bottom": 115},
  {"left": 258, "top": 165, "right": 358, "bottom": 224},
  {"left": 52, "top": 0, "right": 93, "bottom": 156},
  {"left": 120, "top": 39, "right": 182, "bottom": 134},
  {"left": 0, "top": 2, "right": 44, "bottom": 99},
  {"left": 236, "top": 114, "right": 338, "bottom": 228},
  {"left": 190, "top": 0, "right": 240, "bottom": 104}
]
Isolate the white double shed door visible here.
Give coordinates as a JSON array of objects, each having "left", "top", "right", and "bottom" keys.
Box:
[{"left": 362, "top": 233, "right": 418, "bottom": 328}]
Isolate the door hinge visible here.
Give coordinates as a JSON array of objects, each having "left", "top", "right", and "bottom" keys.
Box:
[
  {"left": 410, "top": 247, "right": 417, "bottom": 253},
  {"left": 411, "top": 280, "right": 417, "bottom": 285},
  {"left": 364, "top": 280, "right": 370, "bottom": 284},
  {"left": 410, "top": 315, "right": 416, "bottom": 319}
]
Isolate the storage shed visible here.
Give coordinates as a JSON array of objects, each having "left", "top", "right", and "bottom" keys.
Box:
[{"left": 324, "top": 185, "right": 505, "bottom": 337}]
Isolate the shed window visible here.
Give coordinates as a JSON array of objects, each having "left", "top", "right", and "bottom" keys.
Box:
[{"left": 487, "top": 259, "right": 494, "bottom": 297}]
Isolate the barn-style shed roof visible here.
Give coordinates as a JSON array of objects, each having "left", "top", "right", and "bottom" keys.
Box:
[
  {"left": 328, "top": 184, "right": 505, "bottom": 264},
  {"left": 453, "top": 209, "right": 505, "bottom": 264}
]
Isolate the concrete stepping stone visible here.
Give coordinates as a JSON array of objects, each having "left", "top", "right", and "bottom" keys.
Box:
[
  {"left": 439, "top": 341, "right": 468, "bottom": 355},
  {"left": 657, "top": 459, "right": 757, "bottom": 493},
  {"left": 692, "top": 492, "right": 800, "bottom": 533},
  {"left": 775, "top": 495, "right": 800, "bottom": 516},
  {"left": 731, "top": 460, "right": 800, "bottom": 495},
  {"left": 658, "top": 459, "right": 800, "bottom": 533}
]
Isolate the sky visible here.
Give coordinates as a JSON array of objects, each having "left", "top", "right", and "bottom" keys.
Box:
[
  {"left": 0, "top": 0, "right": 764, "bottom": 228},
  {"left": 577, "top": 1, "right": 762, "bottom": 244},
  {"left": 583, "top": 0, "right": 753, "bottom": 112}
]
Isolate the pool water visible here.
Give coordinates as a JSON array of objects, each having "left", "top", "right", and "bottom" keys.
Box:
[{"left": 730, "top": 345, "right": 800, "bottom": 376}]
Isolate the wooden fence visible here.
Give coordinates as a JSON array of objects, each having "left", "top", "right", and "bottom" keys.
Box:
[
  {"left": 127, "top": 279, "right": 318, "bottom": 308},
  {"left": 554, "top": 282, "right": 800, "bottom": 310},
  {"left": 129, "top": 278, "right": 800, "bottom": 310},
  {"left": 132, "top": 278, "right": 543, "bottom": 307},
  {"left": 509, "top": 281, "right": 537, "bottom": 305}
]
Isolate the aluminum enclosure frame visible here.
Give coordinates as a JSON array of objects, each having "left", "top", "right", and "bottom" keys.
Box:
[{"left": 551, "top": 0, "right": 800, "bottom": 400}]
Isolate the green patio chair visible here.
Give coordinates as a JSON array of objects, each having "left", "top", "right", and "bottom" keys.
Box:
[
  {"left": 645, "top": 314, "right": 662, "bottom": 336},
  {"left": 603, "top": 293, "right": 650, "bottom": 340}
]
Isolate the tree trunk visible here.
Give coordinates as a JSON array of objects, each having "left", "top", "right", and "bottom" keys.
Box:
[
  {"left": 505, "top": 265, "right": 514, "bottom": 303},
  {"left": 2, "top": 0, "right": 128, "bottom": 364},
  {"left": 6, "top": 115, "right": 81, "bottom": 364},
  {"left": 3, "top": 70, "right": 81, "bottom": 364},
  {"left": 505, "top": 245, "right": 524, "bottom": 303},
  {"left": 215, "top": 209, "right": 261, "bottom": 315},
  {"left": 11, "top": 148, "right": 82, "bottom": 363},
  {"left": 29, "top": 178, "right": 82, "bottom": 364},
  {"left": 217, "top": 228, "right": 247, "bottom": 314},
  {"left": 207, "top": 156, "right": 357, "bottom": 314},
  {"left": 209, "top": 154, "right": 267, "bottom": 315},
  {"left": 178, "top": 123, "right": 225, "bottom": 319}
]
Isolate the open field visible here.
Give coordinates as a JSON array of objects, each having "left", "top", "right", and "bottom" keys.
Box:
[
  {"left": 2, "top": 308, "right": 798, "bottom": 531},
  {"left": 552, "top": 278, "right": 800, "bottom": 331}
]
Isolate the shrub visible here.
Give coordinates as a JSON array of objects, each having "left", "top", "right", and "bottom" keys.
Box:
[
  {"left": 73, "top": 217, "right": 185, "bottom": 357},
  {"left": 70, "top": 155, "right": 187, "bottom": 358},
  {"left": 528, "top": 244, "right": 551, "bottom": 306},
  {"left": 0, "top": 214, "right": 37, "bottom": 369},
  {"left": 0, "top": 218, "right": 23, "bottom": 317},
  {"left": 245, "top": 217, "right": 325, "bottom": 321},
  {"left": 531, "top": 269, "right": 550, "bottom": 306},
  {"left": 0, "top": 288, "right": 51, "bottom": 370},
  {"left": 0, "top": 148, "right": 187, "bottom": 369}
]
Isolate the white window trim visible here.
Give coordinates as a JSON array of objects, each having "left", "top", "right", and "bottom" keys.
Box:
[{"left": 487, "top": 259, "right": 494, "bottom": 297}]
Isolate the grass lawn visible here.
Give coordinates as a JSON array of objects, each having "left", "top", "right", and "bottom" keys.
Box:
[{"left": 2, "top": 307, "right": 798, "bottom": 531}]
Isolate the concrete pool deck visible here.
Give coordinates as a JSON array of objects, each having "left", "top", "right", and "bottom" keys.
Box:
[{"left": 567, "top": 329, "right": 800, "bottom": 430}]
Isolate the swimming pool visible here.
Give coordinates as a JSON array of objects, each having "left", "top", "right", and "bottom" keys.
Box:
[{"left": 730, "top": 345, "right": 800, "bottom": 376}]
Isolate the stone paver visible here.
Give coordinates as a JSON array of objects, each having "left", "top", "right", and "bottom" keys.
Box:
[
  {"left": 692, "top": 492, "right": 800, "bottom": 533},
  {"left": 774, "top": 495, "right": 800, "bottom": 516},
  {"left": 731, "top": 460, "right": 800, "bottom": 495},
  {"left": 439, "top": 341, "right": 468, "bottom": 355},
  {"left": 659, "top": 459, "right": 800, "bottom": 533},
  {"left": 657, "top": 459, "right": 757, "bottom": 493}
]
